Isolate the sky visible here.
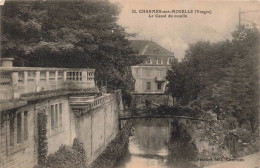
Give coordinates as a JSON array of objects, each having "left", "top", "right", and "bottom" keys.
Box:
[{"left": 109, "top": 0, "right": 260, "bottom": 60}]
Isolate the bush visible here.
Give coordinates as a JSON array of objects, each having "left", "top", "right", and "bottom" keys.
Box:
[
  {"left": 34, "top": 138, "right": 87, "bottom": 168},
  {"left": 223, "top": 116, "right": 238, "bottom": 130},
  {"left": 38, "top": 111, "right": 48, "bottom": 166}
]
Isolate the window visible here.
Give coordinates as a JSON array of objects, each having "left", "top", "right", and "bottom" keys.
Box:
[
  {"left": 146, "top": 58, "right": 151, "bottom": 64},
  {"left": 157, "top": 83, "right": 162, "bottom": 90},
  {"left": 50, "top": 103, "right": 63, "bottom": 135},
  {"left": 55, "top": 104, "right": 58, "bottom": 128},
  {"left": 9, "top": 111, "right": 29, "bottom": 149},
  {"left": 24, "top": 111, "right": 28, "bottom": 141},
  {"left": 154, "top": 48, "right": 160, "bottom": 53},
  {"left": 10, "top": 116, "right": 14, "bottom": 146},
  {"left": 146, "top": 82, "right": 151, "bottom": 91},
  {"left": 17, "top": 113, "right": 21, "bottom": 143},
  {"left": 59, "top": 104, "right": 62, "bottom": 128},
  {"left": 157, "top": 58, "right": 162, "bottom": 64},
  {"left": 51, "top": 105, "right": 55, "bottom": 130}
]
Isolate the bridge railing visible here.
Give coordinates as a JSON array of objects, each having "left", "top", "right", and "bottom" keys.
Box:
[{"left": 0, "top": 63, "right": 95, "bottom": 101}]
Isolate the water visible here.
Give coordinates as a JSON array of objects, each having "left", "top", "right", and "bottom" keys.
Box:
[{"left": 115, "top": 118, "right": 199, "bottom": 168}]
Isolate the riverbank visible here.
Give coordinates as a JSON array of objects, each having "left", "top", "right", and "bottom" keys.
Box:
[{"left": 90, "top": 121, "right": 133, "bottom": 168}]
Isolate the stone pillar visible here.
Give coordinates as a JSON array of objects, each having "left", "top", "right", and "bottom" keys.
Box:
[
  {"left": 24, "top": 71, "right": 28, "bottom": 93},
  {"left": 46, "top": 71, "right": 49, "bottom": 82},
  {"left": 46, "top": 71, "right": 49, "bottom": 90},
  {"left": 54, "top": 71, "right": 58, "bottom": 81},
  {"left": 54, "top": 71, "right": 58, "bottom": 89},
  {"left": 11, "top": 71, "right": 19, "bottom": 98},
  {"left": 63, "top": 71, "right": 67, "bottom": 89},
  {"left": 1, "top": 58, "right": 14, "bottom": 67},
  {"left": 81, "top": 71, "right": 88, "bottom": 89},
  {"left": 63, "top": 71, "right": 67, "bottom": 81},
  {"left": 35, "top": 71, "right": 40, "bottom": 92},
  {"left": 82, "top": 71, "right": 88, "bottom": 82},
  {"left": 24, "top": 71, "right": 28, "bottom": 85}
]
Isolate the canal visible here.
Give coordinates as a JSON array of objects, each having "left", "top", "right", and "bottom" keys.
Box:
[{"left": 114, "top": 118, "right": 200, "bottom": 168}]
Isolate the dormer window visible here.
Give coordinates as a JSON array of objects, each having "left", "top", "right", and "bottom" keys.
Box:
[
  {"left": 157, "top": 58, "right": 162, "bottom": 64},
  {"left": 153, "top": 48, "right": 160, "bottom": 54},
  {"left": 146, "top": 58, "right": 152, "bottom": 64}
]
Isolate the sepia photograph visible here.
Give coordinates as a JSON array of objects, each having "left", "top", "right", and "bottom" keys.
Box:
[{"left": 0, "top": 0, "right": 259, "bottom": 168}]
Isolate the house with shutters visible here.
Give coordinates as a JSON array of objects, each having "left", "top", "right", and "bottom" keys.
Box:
[{"left": 130, "top": 40, "right": 175, "bottom": 93}]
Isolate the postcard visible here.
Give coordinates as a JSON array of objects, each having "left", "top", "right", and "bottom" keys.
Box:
[{"left": 0, "top": 0, "right": 259, "bottom": 168}]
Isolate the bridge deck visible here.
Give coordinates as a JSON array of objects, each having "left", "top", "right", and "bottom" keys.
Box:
[
  {"left": 119, "top": 109, "right": 206, "bottom": 121},
  {"left": 119, "top": 114, "right": 206, "bottom": 121}
]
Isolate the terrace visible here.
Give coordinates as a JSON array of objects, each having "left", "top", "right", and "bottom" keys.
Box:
[{"left": 0, "top": 58, "right": 96, "bottom": 102}]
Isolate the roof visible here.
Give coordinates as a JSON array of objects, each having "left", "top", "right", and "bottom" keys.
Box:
[{"left": 129, "top": 40, "right": 174, "bottom": 56}]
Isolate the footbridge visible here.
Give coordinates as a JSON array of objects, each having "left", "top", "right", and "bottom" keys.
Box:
[{"left": 118, "top": 109, "right": 207, "bottom": 122}]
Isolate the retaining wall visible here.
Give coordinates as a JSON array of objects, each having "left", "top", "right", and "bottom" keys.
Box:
[{"left": 0, "top": 90, "right": 123, "bottom": 168}]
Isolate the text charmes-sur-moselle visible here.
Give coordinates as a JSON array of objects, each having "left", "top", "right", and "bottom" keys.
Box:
[
  {"left": 132, "top": 9, "right": 211, "bottom": 15},
  {"left": 133, "top": 9, "right": 193, "bottom": 13}
]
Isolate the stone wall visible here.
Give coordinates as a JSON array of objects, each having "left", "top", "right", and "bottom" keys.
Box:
[
  {"left": 0, "top": 105, "right": 35, "bottom": 168},
  {"left": 0, "top": 90, "right": 123, "bottom": 168},
  {"left": 0, "top": 95, "right": 74, "bottom": 168},
  {"left": 44, "top": 97, "right": 73, "bottom": 154},
  {"left": 74, "top": 91, "right": 122, "bottom": 164}
]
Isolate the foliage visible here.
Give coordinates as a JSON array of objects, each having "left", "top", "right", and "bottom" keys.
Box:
[
  {"left": 166, "top": 58, "right": 185, "bottom": 100},
  {"left": 38, "top": 110, "right": 48, "bottom": 166},
  {"left": 166, "top": 26, "right": 259, "bottom": 133},
  {"left": 2, "top": 1, "right": 142, "bottom": 100},
  {"left": 114, "top": 89, "right": 123, "bottom": 109},
  {"left": 34, "top": 138, "right": 87, "bottom": 168},
  {"left": 44, "top": 139, "right": 87, "bottom": 168},
  {"left": 147, "top": 105, "right": 201, "bottom": 118},
  {"left": 222, "top": 116, "right": 239, "bottom": 130}
]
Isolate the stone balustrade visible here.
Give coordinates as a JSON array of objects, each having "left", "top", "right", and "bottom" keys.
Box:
[
  {"left": 69, "top": 90, "right": 122, "bottom": 116},
  {"left": 0, "top": 66, "right": 95, "bottom": 101}
]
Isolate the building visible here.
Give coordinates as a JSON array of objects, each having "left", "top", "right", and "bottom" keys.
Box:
[
  {"left": 130, "top": 40, "right": 175, "bottom": 93},
  {"left": 0, "top": 58, "right": 123, "bottom": 168}
]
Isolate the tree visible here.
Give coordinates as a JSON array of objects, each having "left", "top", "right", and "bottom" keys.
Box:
[
  {"left": 166, "top": 26, "right": 259, "bottom": 133},
  {"left": 2, "top": 1, "right": 143, "bottom": 99},
  {"left": 166, "top": 58, "right": 185, "bottom": 103},
  {"left": 213, "top": 26, "right": 259, "bottom": 131}
]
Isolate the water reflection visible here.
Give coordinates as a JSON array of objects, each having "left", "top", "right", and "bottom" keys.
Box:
[{"left": 115, "top": 119, "right": 199, "bottom": 168}]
